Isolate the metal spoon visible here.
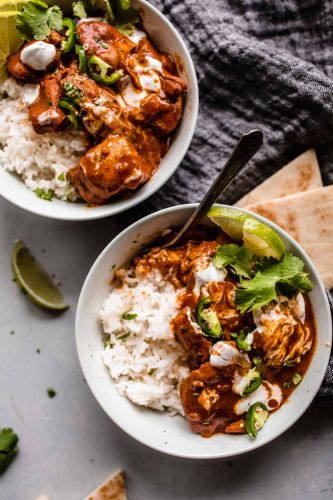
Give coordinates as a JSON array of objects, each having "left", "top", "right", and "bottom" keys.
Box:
[{"left": 158, "top": 129, "right": 263, "bottom": 249}]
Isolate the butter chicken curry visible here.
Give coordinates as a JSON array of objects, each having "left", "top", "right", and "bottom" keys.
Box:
[
  {"left": 7, "top": 3, "right": 187, "bottom": 204},
  {"left": 135, "top": 221, "right": 316, "bottom": 438}
]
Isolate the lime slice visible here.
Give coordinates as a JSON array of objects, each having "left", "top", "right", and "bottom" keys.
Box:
[
  {"left": 0, "top": 0, "right": 30, "bottom": 11},
  {"left": 207, "top": 206, "right": 254, "bottom": 241},
  {"left": 243, "top": 218, "right": 285, "bottom": 260},
  {"left": 0, "top": 9, "right": 24, "bottom": 79},
  {"left": 12, "top": 240, "right": 69, "bottom": 311}
]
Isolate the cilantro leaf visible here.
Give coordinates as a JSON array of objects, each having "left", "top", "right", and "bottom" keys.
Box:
[
  {"left": 73, "top": 0, "right": 87, "bottom": 18},
  {"left": 63, "top": 82, "right": 83, "bottom": 104},
  {"left": 16, "top": 0, "right": 63, "bottom": 41},
  {"left": 35, "top": 188, "right": 54, "bottom": 201},
  {"left": 213, "top": 244, "right": 253, "bottom": 278},
  {"left": 112, "top": 0, "right": 138, "bottom": 31},
  {"left": 235, "top": 253, "right": 314, "bottom": 313},
  {"left": 0, "top": 428, "right": 19, "bottom": 476}
]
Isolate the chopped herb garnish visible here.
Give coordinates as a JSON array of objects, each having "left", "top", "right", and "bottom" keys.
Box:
[
  {"left": 16, "top": 0, "right": 63, "bottom": 41},
  {"left": 192, "top": 392, "right": 200, "bottom": 397},
  {"left": 73, "top": 0, "right": 87, "bottom": 18},
  {"left": 47, "top": 388, "right": 56, "bottom": 398},
  {"left": 213, "top": 244, "right": 254, "bottom": 278},
  {"left": 283, "top": 382, "right": 291, "bottom": 389},
  {"left": 122, "top": 312, "right": 137, "bottom": 320},
  {"left": 235, "top": 253, "right": 313, "bottom": 313},
  {"left": 100, "top": 41, "right": 108, "bottom": 49},
  {"left": 0, "top": 428, "right": 19, "bottom": 475},
  {"left": 117, "top": 332, "right": 130, "bottom": 342},
  {"left": 148, "top": 368, "right": 156, "bottom": 376},
  {"left": 57, "top": 173, "right": 65, "bottom": 181},
  {"left": 63, "top": 82, "right": 83, "bottom": 104},
  {"left": 293, "top": 373, "right": 302, "bottom": 385},
  {"left": 35, "top": 188, "right": 54, "bottom": 201},
  {"left": 36, "top": 348, "right": 41, "bottom": 354},
  {"left": 284, "top": 360, "right": 295, "bottom": 367}
]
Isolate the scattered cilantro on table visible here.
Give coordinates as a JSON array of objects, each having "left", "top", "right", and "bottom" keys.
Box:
[
  {"left": 47, "top": 388, "right": 56, "bottom": 398},
  {"left": 0, "top": 428, "right": 19, "bottom": 475}
]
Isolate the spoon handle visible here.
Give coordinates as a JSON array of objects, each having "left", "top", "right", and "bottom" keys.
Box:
[{"left": 165, "top": 130, "right": 263, "bottom": 247}]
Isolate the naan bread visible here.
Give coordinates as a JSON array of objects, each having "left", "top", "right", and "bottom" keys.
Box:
[
  {"left": 236, "top": 149, "right": 322, "bottom": 207},
  {"left": 246, "top": 185, "right": 333, "bottom": 289},
  {"left": 84, "top": 470, "right": 127, "bottom": 500}
]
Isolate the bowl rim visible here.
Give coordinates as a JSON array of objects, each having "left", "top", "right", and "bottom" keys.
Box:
[
  {"left": 0, "top": 0, "right": 199, "bottom": 221},
  {"left": 75, "top": 203, "right": 332, "bottom": 458}
]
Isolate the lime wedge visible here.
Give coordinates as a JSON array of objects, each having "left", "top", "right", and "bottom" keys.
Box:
[
  {"left": 0, "top": 0, "right": 30, "bottom": 11},
  {"left": 243, "top": 218, "right": 285, "bottom": 260},
  {"left": 207, "top": 206, "right": 254, "bottom": 241},
  {"left": 12, "top": 240, "right": 69, "bottom": 311},
  {"left": 0, "top": 9, "right": 24, "bottom": 79}
]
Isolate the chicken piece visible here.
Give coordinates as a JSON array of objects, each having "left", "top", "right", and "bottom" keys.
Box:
[
  {"left": 77, "top": 20, "right": 135, "bottom": 69},
  {"left": 126, "top": 38, "right": 187, "bottom": 99},
  {"left": 127, "top": 92, "right": 184, "bottom": 136},
  {"left": 252, "top": 294, "right": 312, "bottom": 367},
  {"left": 135, "top": 240, "right": 218, "bottom": 289},
  {"left": 7, "top": 42, "right": 43, "bottom": 82},
  {"left": 149, "top": 95, "right": 184, "bottom": 135},
  {"left": 68, "top": 135, "right": 154, "bottom": 204},
  {"left": 7, "top": 38, "right": 60, "bottom": 82},
  {"left": 224, "top": 418, "right": 246, "bottom": 434},
  {"left": 171, "top": 307, "right": 212, "bottom": 369},
  {"left": 61, "top": 63, "right": 127, "bottom": 137},
  {"left": 180, "top": 362, "right": 240, "bottom": 437},
  {"left": 122, "top": 38, "right": 187, "bottom": 135},
  {"left": 29, "top": 72, "right": 67, "bottom": 134},
  {"left": 204, "top": 281, "right": 247, "bottom": 338}
]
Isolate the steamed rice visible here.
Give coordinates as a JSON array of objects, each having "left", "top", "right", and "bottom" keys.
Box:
[
  {"left": 0, "top": 77, "right": 88, "bottom": 201},
  {"left": 101, "top": 268, "right": 189, "bottom": 415}
]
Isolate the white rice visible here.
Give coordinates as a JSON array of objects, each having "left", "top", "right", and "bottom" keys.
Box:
[
  {"left": 0, "top": 77, "right": 88, "bottom": 201},
  {"left": 101, "top": 269, "right": 189, "bottom": 415}
]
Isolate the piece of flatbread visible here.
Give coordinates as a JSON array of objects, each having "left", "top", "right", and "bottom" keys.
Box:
[
  {"left": 246, "top": 185, "right": 333, "bottom": 289},
  {"left": 84, "top": 470, "right": 127, "bottom": 500},
  {"left": 235, "top": 149, "right": 322, "bottom": 208}
]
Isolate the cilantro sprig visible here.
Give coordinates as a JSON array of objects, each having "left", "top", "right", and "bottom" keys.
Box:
[
  {"left": 16, "top": 0, "right": 63, "bottom": 41},
  {"left": 0, "top": 428, "right": 19, "bottom": 475},
  {"left": 213, "top": 244, "right": 254, "bottom": 278},
  {"left": 235, "top": 253, "right": 313, "bottom": 313}
]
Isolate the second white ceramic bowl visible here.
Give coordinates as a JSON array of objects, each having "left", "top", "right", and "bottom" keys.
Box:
[
  {"left": 0, "top": 0, "right": 198, "bottom": 220},
  {"left": 76, "top": 204, "right": 332, "bottom": 459}
]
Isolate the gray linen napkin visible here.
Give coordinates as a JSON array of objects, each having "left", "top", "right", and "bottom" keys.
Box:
[{"left": 135, "top": 0, "right": 333, "bottom": 393}]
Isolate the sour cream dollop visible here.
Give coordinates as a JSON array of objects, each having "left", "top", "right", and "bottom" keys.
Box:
[
  {"left": 20, "top": 41, "right": 56, "bottom": 71},
  {"left": 194, "top": 261, "right": 227, "bottom": 296},
  {"left": 234, "top": 381, "right": 282, "bottom": 415},
  {"left": 210, "top": 341, "right": 250, "bottom": 369}
]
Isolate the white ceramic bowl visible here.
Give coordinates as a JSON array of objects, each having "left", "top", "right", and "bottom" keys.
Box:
[
  {"left": 0, "top": 0, "right": 198, "bottom": 221},
  {"left": 76, "top": 204, "right": 332, "bottom": 458}
]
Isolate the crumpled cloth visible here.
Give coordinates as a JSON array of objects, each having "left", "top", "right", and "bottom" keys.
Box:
[{"left": 136, "top": 0, "right": 333, "bottom": 394}]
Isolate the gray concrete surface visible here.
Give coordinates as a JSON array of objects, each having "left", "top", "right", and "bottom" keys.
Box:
[{"left": 0, "top": 197, "right": 333, "bottom": 500}]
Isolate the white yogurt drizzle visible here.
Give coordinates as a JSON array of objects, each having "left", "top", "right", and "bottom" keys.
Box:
[{"left": 193, "top": 261, "right": 227, "bottom": 296}]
